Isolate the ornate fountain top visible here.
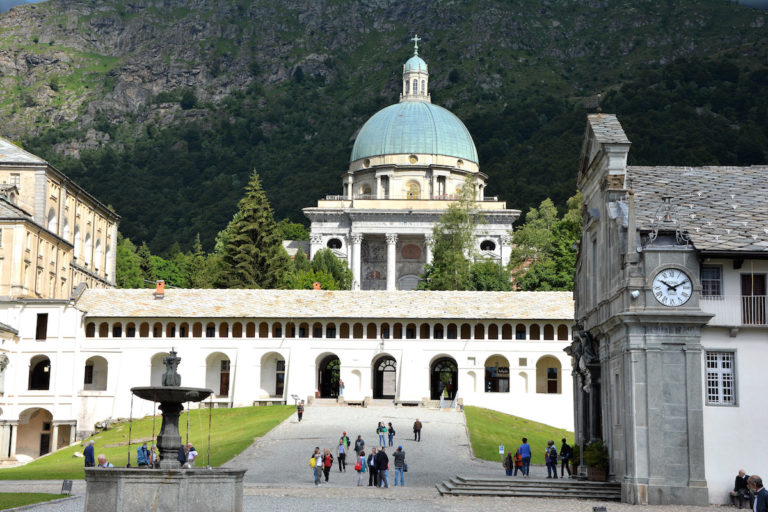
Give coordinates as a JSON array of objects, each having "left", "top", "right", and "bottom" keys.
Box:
[{"left": 162, "top": 349, "right": 182, "bottom": 387}]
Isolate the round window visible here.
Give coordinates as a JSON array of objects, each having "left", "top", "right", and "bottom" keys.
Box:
[
  {"left": 480, "top": 240, "right": 496, "bottom": 251},
  {"left": 401, "top": 244, "right": 422, "bottom": 259},
  {"left": 409, "top": 155, "right": 418, "bottom": 164},
  {"left": 363, "top": 158, "right": 371, "bottom": 168},
  {"left": 327, "top": 238, "right": 342, "bottom": 249},
  {"left": 457, "top": 159, "right": 463, "bottom": 168}
]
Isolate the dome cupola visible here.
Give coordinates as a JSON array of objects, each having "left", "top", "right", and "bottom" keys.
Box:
[{"left": 400, "top": 34, "right": 430, "bottom": 103}]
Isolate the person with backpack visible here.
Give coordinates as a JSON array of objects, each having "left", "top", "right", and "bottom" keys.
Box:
[
  {"left": 377, "top": 422, "right": 387, "bottom": 447},
  {"left": 336, "top": 439, "right": 347, "bottom": 472},
  {"left": 322, "top": 448, "right": 334, "bottom": 482},
  {"left": 503, "top": 452, "right": 513, "bottom": 476},
  {"left": 560, "top": 438, "right": 572, "bottom": 478},
  {"left": 354, "top": 435, "right": 365, "bottom": 459},
  {"left": 311, "top": 447, "right": 322, "bottom": 485},
  {"left": 387, "top": 422, "right": 396, "bottom": 447},
  {"left": 545, "top": 440, "right": 558, "bottom": 479},
  {"left": 393, "top": 446, "right": 406, "bottom": 486},
  {"left": 513, "top": 449, "right": 523, "bottom": 476},
  {"left": 356, "top": 449, "right": 367, "bottom": 486}
]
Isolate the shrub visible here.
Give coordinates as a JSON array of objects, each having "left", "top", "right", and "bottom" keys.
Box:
[{"left": 583, "top": 440, "right": 608, "bottom": 470}]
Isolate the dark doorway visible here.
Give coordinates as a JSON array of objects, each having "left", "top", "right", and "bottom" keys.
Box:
[
  {"left": 40, "top": 433, "right": 50, "bottom": 456},
  {"left": 219, "top": 359, "right": 230, "bottom": 397},
  {"left": 430, "top": 357, "right": 458, "bottom": 400},
  {"left": 275, "top": 360, "right": 285, "bottom": 397},
  {"left": 373, "top": 357, "right": 396, "bottom": 399},
  {"left": 28, "top": 358, "right": 51, "bottom": 390},
  {"left": 318, "top": 355, "right": 340, "bottom": 398},
  {"left": 741, "top": 273, "right": 766, "bottom": 325}
]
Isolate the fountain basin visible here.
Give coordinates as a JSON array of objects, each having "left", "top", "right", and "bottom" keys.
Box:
[
  {"left": 130, "top": 386, "right": 213, "bottom": 403},
  {"left": 84, "top": 467, "right": 246, "bottom": 512}
]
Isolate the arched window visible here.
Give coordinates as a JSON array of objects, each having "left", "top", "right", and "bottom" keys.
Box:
[
  {"left": 327, "top": 238, "right": 342, "bottom": 249},
  {"left": 406, "top": 181, "right": 421, "bottom": 200},
  {"left": 84, "top": 233, "right": 92, "bottom": 266},
  {"left": 28, "top": 355, "right": 51, "bottom": 390},
  {"left": 474, "top": 324, "right": 485, "bottom": 340},
  {"left": 480, "top": 240, "right": 496, "bottom": 251},
  {"left": 94, "top": 239, "right": 102, "bottom": 271},
  {"left": 339, "top": 323, "right": 350, "bottom": 339},
  {"left": 85, "top": 323, "right": 95, "bottom": 337},
  {"left": 179, "top": 323, "right": 189, "bottom": 337},
  {"left": 373, "top": 356, "right": 397, "bottom": 399},
  {"left": 405, "top": 80, "right": 409, "bottom": 94},
  {"left": 516, "top": 324, "right": 527, "bottom": 340},
  {"left": 433, "top": 324, "right": 444, "bottom": 339},
  {"left": 297, "top": 322, "right": 307, "bottom": 338},
  {"left": 366, "top": 323, "right": 376, "bottom": 339},
  {"left": 126, "top": 323, "right": 136, "bottom": 337},
  {"left": 485, "top": 355, "right": 510, "bottom": 393},
  {"left": 460, "top": 324, "right": 471, "bottom": 340},
  {"left": 192, "top": 322, "right": 203, "bottom": 337},
  {"left": 544, "top": 325, "right": 555, "bottom": 340},
  {"left": 313, "top": 322, "right": 323, "bottom": 338},
  {"left": 360, "top": 184, "right": 372, "bottom": 196},
  {"left": 353, "top": 323, "right": 364, "bottom": 339},
  {"left": 245, "top": 322, "right": 256, "bottom": 337},
  {"left": 326, "top": 323, "right": 337, "bottom": 338},
  {"left": 557, "top": 324, "right": 569, "bottom": 340},
  {"left": 206, "top": 322, "right": 216, "bottom": 337},
  {"left": 393, "top": 323, "right": 403, "bottom": 339},
  {"left": 286, "top": 322, "right": 295, "bottom": 337},
  {"left": 153, "top": 322, "right": 163, "bottom": 337},
  {"left": 166, "top": 323, "right": 176, "bottom": 337},
  {"left": 420, "top": 323, "right": 430, "bottom": 339},
  {"left": 405, "top": 323, "right": 417, "bottom": 339},
  {"left": 47, "top": 207, "right": 57, "bottom": 233},
  {"left": 447, "top": 323, "right": 457, "bottom": 339},
  {"left": 421, "top": 80, "right": 425, "bottom": 93},
  {"left": 232, "top": 322, "right": 243, "bottom": 338},
  {"left": 380, "top": 323, "right": 390, "bottom": 339},
  {"left": 536, "top": 356, "right": 561, "bottom": 394},
  {"left": 412, "top": 78, "right": 418, "bottom": 94},
  {"left": 83, "top": 356, "right": 108, "bottom": 391},
  {"left": 105, "top": 243, "right": 111, "bottom": 278},
  {"left": 206, "top": 353, "right": 230, "bottom": 397},
  {"left": 258, "top": 322, "right": 268, "bottom": 337},
  {"left": 98, "top": 322, "right": 108, "bottom": 338},
  {"left": 488, "top": 324, "right": 499, "bottom": 339},
  {"left": 112, "top": 322, "right": 122, "bottom": 338},
  {"left": 530, "top": 324, "right": 541, "bottom": 340},
  {"left": 62, "top": 217, "right": 69, "bottom": 241},
  {"left": 73, "top": 226, "right": 81, "bottom": 260},
  {"left": 501, "top": 324, "right": 512, "bottom": 340},
  {"left": 139, "top": 322, "right": 150, "bottom": 337},
  {"left": 271, "top": 322, "right": 282, "bottom": 338},
  {"left": 219, "top": 322, "right": 229, "bottom": 338}
]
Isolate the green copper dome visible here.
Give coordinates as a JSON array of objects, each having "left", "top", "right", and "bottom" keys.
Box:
[
  {"left": 403, "top": 55, "right": 427, "bottom": 73},
  {"left": 350, "top": 101, "right": 479, "bottom": 164}
]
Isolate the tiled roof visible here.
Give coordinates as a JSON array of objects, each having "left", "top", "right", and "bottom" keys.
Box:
[
  {"left": 0, "top": 136, "right": 47, "bottom": 165},
  {"left": 75, "top": 289, "right": 574, "bottom": 320},
  {"left": 0, "top": 197, "right": 33, "bottom": 221},
  {"left": 629, "top": 165, "right": 768, "bottom": 252},
  {"left": 587, "top": 114, "right": 630, "bottom": 144}
]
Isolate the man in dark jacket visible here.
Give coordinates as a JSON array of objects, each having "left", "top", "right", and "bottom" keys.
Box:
[
  {"left": 731, "top": 469, "right": 751, "bottom": 508},
  {"left": 749, "top": 475, "right": 768, "bottom": 512},
  {"left": 367, "top": 448, "right": 378, "bottom": 487},
  {"left": 177, "top": 445, "right": 187, "bottom": 467},
  {"left": 83, "top": 440, "right": 95, "bottom": 468},
  {"left": 375, "top": 446, "right": 389, "bottom": 488},
  {"left": 559, "top": 438, "right": 572, "bottom": 478}
]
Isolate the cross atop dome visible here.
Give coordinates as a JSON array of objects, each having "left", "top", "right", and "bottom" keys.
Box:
[{"left": 411, "top": 34, "right": 421, "bottom": 55}]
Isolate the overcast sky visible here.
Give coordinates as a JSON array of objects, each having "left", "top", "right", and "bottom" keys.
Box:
[{"left": 0, "top": 0, "right": 767, "bottom": 14}]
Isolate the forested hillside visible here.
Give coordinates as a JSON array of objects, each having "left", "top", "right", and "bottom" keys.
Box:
[{"left": 0, "top": 0, "right": 766, "bottom": 253}]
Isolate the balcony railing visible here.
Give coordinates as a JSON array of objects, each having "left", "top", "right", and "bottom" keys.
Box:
[
  {"left": 322, "top": 194, "right": 500, "bottom": 201},
  {"left": 700, "top": 295, "right": 768, "bottom": 326}
]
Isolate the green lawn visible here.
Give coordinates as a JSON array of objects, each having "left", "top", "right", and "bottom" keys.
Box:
[
  {"left": 0, "top": 405, "right": 293, "bottom": 480},
  {"left": 464, "top": 406, "right": 573, "bottom": 464},
  {"left": 0, "top": 493, "right": 66, "bottom": 509}
]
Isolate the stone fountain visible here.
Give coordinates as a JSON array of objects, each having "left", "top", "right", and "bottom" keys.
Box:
[{"left": 84, "top": 350, "right": 246, "bottom": 512}]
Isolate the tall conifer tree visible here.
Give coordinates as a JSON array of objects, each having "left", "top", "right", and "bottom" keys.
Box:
[{"left": 218, "top": 170, "right": 290, "bottom": 288}]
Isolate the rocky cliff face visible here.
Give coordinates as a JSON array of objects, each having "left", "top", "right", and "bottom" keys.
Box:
[{"left": 0, "top": 0, "right": 765, "bottom": 145}]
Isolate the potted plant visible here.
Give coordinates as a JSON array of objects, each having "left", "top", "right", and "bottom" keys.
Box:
[
  {"left": 571, "top": 444, "right": 580, "bottom": 475},
  {"left": 583, "top": 440, "right": 609, "bottom": 481}
]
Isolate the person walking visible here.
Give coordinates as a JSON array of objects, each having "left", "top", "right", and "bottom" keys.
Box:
[
  {"left": 340, "top": 431, "right": 350, "bottom": 451},
  {"left": 519, "top": 438, "right": 532, "bottom": 477},
  {"left": 545, "top": 440, "right": 558, "bottom": 479},
  {"left": 356, "top": 450, "right": 367, "bottom": 486},
  {"left": 749, "top": 475, "right": 768, "bottom": 512},
  {"left": 503, "top": 452, "right": 513, "bottom": 476},
  {"left": 297, "top": 401, "right": 304, "bottom": 422},
  {"left": 368, "top": 448, "right": 378, "bottom": 486},
  {"left": 323, "top": 448, "right": 333, "bottom": 482},
  {"left": 513, "top": 450, "right": 523, "bottom": 476},
  {"left": 413, "top": 419, "right": 422, "bottom": 442},
  {"left": 136, "top": 443, "right": 150, "bottom": 467},
  {"left": 375, "top": 446, "right": 389, "bottom": 488},
  {"left": 312, "top": 447, "right": 323, "bottom": 486},
  {"left": 83, "top": 440, "right": 95, "bottom": 468},
  {"left": 354, "top": 435, "right": 365, "bottom": 459},
  {"left": 377, "top": 422, "right": 387, "bottom": 447},
  {"left": 337, "top": 439, "right": 347, "bottom": 472},
  {"left": 387, "top": 422, "right": 396, "bottom": 447},
  {"left": 559, "top": 438, "right": 572, "bottom": 478},
  {"left": 393, "top": 446, "right": 406, "bottom": 487}
]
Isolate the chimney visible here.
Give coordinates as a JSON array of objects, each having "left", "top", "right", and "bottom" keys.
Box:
[
  {"left": 312, "top": 282, "right": 322, "bottom": 290},
  {"left": 154, "top": 280, "right": 165, "bottom": 299}
]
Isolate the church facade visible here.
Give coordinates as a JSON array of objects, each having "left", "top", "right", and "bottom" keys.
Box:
[
  {"left": 304, "top": 39, "right": 519, "bottom": 290},
  {"left": 571, "top": 113, "right": 768, "bottom": 505}
]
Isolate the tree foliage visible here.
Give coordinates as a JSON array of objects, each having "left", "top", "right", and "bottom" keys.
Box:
[
  {"left": 284, "top": 248, "right": 352, "bottom": 290},
  {"left": 509, "top": 192, "right": 582, "bottom": 291}
]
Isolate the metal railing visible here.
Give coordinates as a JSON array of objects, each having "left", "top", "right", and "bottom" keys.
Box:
[
  {"left": 322, "top": 194, "right": 501, "bottom": 201},
  {"left": 700, "top": 295, "right": 768, "bottom": 326}
]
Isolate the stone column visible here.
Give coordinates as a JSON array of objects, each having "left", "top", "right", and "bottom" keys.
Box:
[
  {"left": 376, "top": 176, "right": 382, "bottom": 199},
  {"left": 50, "top": 424, "right": 59, "bottom": 453},
  {"left": 350, "top": 234, "right": 363, "bottom": 291},
  {"left": 424, "top": 234, "right": 434, "bottom": 265},
  {"left": 386, "top": 234, "right": 398, "bottom": 291},
  {"left": 309, "top": 234, "right": 323, "bottom": 259},
  {"left": 501, "top": 235, "right": 514, "bottom": 267}
]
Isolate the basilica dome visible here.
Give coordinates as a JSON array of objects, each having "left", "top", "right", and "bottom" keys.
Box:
[{"left": 350, "top": 101, "right": 479, "bottom": 164}]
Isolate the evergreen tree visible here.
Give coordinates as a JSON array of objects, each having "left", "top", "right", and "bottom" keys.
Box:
[
  {"left": 188, "top": 233, "right": 217, "bottom": 288},
  {"left": 217, "top": 170, "right": 291, "bottom": 288},
  {"left": 420, "top": 180, "right": 481, "bottom": 290},
  {"left": 284, "top": 269, "right": 340, "bottom": 290},
  {"left": 293, "top": 247, "right": 311, "bottom": 272},
  {"left": 115, "top": 234, "right": 144, "bottom": 288},
  {"left": 469, "top": 260, "right": 512, "bottom": 291},
  {"left": 311, "top": 249, "right": 352, "bottom": 290},
  {"left": 137, "top": 241, "right": 154, "bottom": 287}
]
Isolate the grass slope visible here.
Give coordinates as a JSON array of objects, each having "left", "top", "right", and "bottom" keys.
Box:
[
  {"left": 0, "top": 494, "right": 66, "bottom": 509},
  {"left": 0, "top": 405, "right": 293, "bottom": 480},
  {"left": 464, "top": 406, "right": 573, "bottom": 464}
]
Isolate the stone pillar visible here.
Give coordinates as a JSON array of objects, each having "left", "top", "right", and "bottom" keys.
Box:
[
  {"left": 424, "top": 234, "right": 434, "bottom": 265},
  {"left": 51, "top": 424, "right": 59, "bottom": 453},
  {"left": 350, "top": 234, "right": 363, "bottom": 291},
  {"left": 386, "top": 234, "right": 398, "bottom": 291},
  {"left": 501, "top": 235, "right": 514, "bottom": 267},
  {"left": 376, "top": 176, "right": 382, "bottom": 199},
  {"left": 309, "top": 234, "right": 323, "bottom": 259}
]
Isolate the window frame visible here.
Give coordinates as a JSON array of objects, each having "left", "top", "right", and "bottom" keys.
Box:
[
  {"left": 701, "top": 265, "right": 723, "bottom": 298},
  {"left": 705, "top": 350, "right": 737, "bottom": 406}
]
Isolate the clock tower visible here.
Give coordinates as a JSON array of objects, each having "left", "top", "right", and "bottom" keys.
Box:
[{"left": 569, "top": 114, "right": 711, "bottom": 505}]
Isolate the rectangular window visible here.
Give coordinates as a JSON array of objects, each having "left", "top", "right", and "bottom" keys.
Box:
[
  {"left": 10, "top": 173, "right": 19, "bottom": 186},
  {"left": 701, "top": 266, "right": 722, "bottom": 297},
  {"left": 84, "top": 364, "right": 94, "bottom": 385},
  {"left": 221, "top": 360, "right": 230, "bottom": 372},
  {"left": 518, "top": 358, "right": 527, "bottom": 367},
  {"left": 706, "top": 351, "right": 736, "bottom": 406},
  {"left": 35, "top": 313, "right": 48, "bottom": 340}
]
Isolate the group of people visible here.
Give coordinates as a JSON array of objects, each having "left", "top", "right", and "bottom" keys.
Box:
[
  {"left": 731, "top": 470, "right": 768, "bottom": 511},
  {"left": 310, "top": 425, "right": 410, "bottom": 487},
  {"left": 82, "top": 440, "right": 114, "bottom": 468},
  {"left": 83, "top": 438, "right": 198, "bottom": 469},
  {"left": 502, "top": 438, "right": 573, "bottom": 479}
]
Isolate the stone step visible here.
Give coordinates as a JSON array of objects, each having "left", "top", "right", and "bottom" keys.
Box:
[{"left": 436, "top": 475, "right": 621, "bottom": 500}]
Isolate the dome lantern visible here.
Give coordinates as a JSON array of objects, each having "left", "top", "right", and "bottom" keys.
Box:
[{"left": 400, "top": 34, "right": 430, "bottom": 103}]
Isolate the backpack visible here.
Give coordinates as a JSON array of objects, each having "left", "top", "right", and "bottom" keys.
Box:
[
  {"left": 549, "top": 446, "right": 557, "bottom": 460},
  {"left": 390, "top": 427, "right": 395, "bottom": 436},
  {"left": 309, "top": 456, "right": 316, "bottom": 468}
]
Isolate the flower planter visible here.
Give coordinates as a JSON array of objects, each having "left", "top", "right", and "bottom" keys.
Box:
[{"left": 587, "top": 466, "right": 607, "bottom": 481}]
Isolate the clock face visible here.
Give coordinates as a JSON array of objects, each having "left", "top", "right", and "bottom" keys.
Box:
[{"left": 652, "top": 269, "right": 693, "bottom": 307}]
